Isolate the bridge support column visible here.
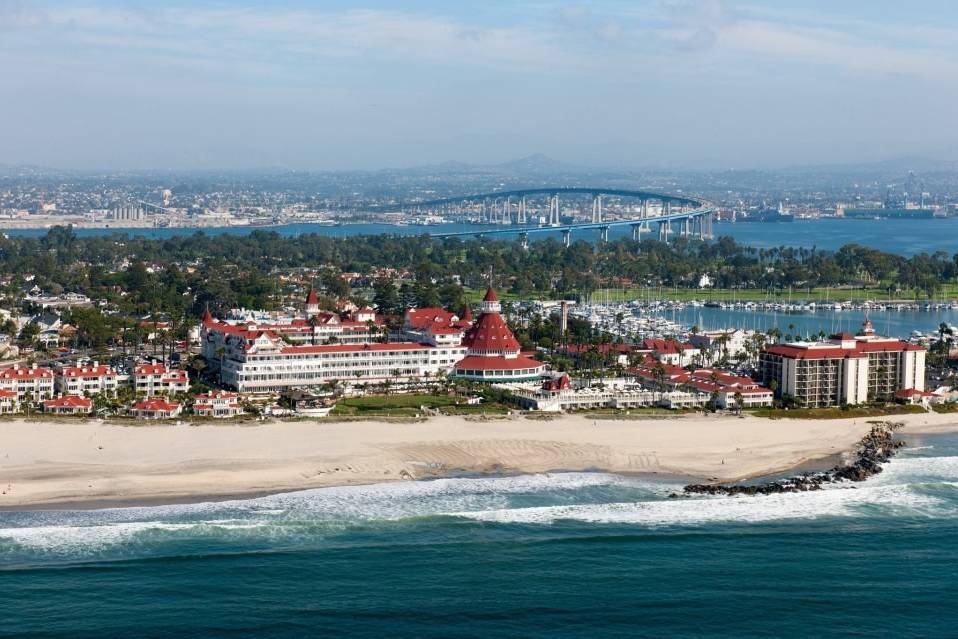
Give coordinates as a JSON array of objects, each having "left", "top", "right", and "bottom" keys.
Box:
[
  {"left": 591, "top": 194, "right": 602, "bottom": 223},
  {"left": 561, "top": 229, "right": 571, "bottom": 247},
  {"left": 519, "top": 232, "right": 529, "bottom": 250},
  {"left": 551, "top": 194, "right": 560, "bottom": 225},
  {"left": 599, "top": 225, "right": 609, "bottom": 242},
  {"left": 631, "top": 223, "right": 641, "bottom": 240},
  {"left": 518, "top": 196, "right": 527, "bottom": 224},
  {"left": 658, "top": 221, "right": 671, "bottom": 243}
]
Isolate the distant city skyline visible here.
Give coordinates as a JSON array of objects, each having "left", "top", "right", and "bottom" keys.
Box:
[{"left": 3, "top": 0, "right": 958, "bottom": 170}]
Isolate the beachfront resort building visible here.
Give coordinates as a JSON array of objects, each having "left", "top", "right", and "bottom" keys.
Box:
[
  {"left": 759, "top": 320, "right": 926, "bottom": 408},
  {"left": 202, "top": 291, "right": 386, "bottom": 376},
  {"left": 451, "top": 288, "right": 545, "bottom": 382},
  {"left": 212, "top": 336, "right": 467, "bottom": 393},
  {"left": 55, "top": 362, "right": 122, "bottom": 397},
  {"left": 0, "top": 366, "right": 55, "bottom": 401},
  {"left": 200, "top": 286, "right": 543, "bottom": 393},
  {"left": 134, "top": 363, "right": 190, "bottom": 397}
]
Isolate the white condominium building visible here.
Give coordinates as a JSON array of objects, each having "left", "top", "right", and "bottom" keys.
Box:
[
  {"left": 56, "top": 362, "right": 121, "bottom": 396},
  {"left": 0, "top": 366, "right": 55, "bottom": 401},
  {"left": 134, "top": 363, "right": 190, "bottom": 397}
]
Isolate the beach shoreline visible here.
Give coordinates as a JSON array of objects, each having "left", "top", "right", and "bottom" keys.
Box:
[{"left": 1, "top": 412, "right": 955, "bottom": 510}]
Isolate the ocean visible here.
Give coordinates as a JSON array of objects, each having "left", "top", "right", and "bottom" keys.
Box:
[{"left": 2, "top": 431, "right": 957, "bottom": 638}]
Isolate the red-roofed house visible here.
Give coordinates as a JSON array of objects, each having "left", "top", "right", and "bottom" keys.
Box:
[
  {"left": 131, "top": 398, "right": 182, "bottom": 419},
  {"left": 42, "top": 394, "right": 93, "bottom": 415},
  {"left": 895, "top": 388, "right": 938, "bottom": 407},
  {"left": 134, "top": 363, "right": 190, "bottom": 397},
  {"left": 636, "top": 338, "right": 699, "bottom": 367},
  {"left": 452, "top": 288, "right": 544, "bottom": 382},
  {"left": 404, "top": 307, "right": 472, "bottom": 347},
  {"left": 759, "top": 320, "right": 926, "bottom": 407},
  {"left": 0, "top": 366, "right": 55, "bottom": 401},
  {"left": 192, "top": 391, "right": 244, "bottom": 418}
]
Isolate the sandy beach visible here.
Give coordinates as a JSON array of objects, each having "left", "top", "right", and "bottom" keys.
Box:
[{"left": 1, "top": 412, "right": 955, "bottom": 508}]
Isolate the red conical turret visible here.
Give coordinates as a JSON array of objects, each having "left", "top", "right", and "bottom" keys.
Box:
[
  {"left": 202, "top": 306, "right": 213, "bottom": 324},
  {"left": 461, "top": 304, "right": 473, "bottom": 323},
  {"left": 306, "top": 288, "right": 319, "bottom": 306}
]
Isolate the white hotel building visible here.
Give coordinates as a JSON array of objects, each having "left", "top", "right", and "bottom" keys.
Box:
[
  {"left": 201, "top": 286, "right": 544, "bottom": 393},
  {"left": 211, "top": 331, "right": 466, "bottom": 393}
]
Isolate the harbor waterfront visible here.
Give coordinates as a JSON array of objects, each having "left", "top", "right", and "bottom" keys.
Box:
[
  {"left": 6, "top": 216, "right": 958, "bottom": 256},
  {"left": 2, "top": 424, "right": 958, "bottom": 638},
  {"left": 576, "top": 302, "right": 958, "bottom": 341}
]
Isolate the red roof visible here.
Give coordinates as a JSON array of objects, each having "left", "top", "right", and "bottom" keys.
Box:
[
  {"left": 627, "top": 364, "right": 771, "bottom": 395},
  {"left": 133, "top": 399, "right": 181, "bottom": 412},
  {"left": 483, "top": 287, "right": 498, "bottom": 302},
  {"left": 281, "top": 342, "right": 434, "bottom": 355},
  {"left": 60, "top": 365, "right": 114, "bottom": 378},
  {"left": 306, "top": 288, "right": 319, "bottom": 305},
  {"left": 0, "top": 367, "right": 54, "bottom": 380},
  {"left": 896, "top": 388, "right": 935, "bottom": 398},
  {"left": 454, "top": 355, "right": 543, "bottom": 371},
  {"left": 764, "top": 337, "right": 922, "bottom": 360},
  {"left": 460, "top": 305, "right": 473, "bottom": 322},
  {"left": 202, "top": 307, "right": 213, "bottom": 324},
  {"left": 406, "top": 308, "right": 458, "bottom": 330},
  {"left": 543, "top": 374, "right": 572, "bottom": 391},
  {"left": 134, "top": 364, "right": 188, "bottom": 382},
  {"left": 43, "top": 395, "right": 92, "bottom": 409},
  {"left": 463, "top": 312, "right": 520, "bottom": 353},
  {"left": 640, "top": 338, "right": 696, "bottom": 354}
]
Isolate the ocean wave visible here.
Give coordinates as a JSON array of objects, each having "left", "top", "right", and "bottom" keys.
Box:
[
  {"left": 3, "top": 465, "right": 956, "bottom": 556},
  {"left": 868, "top": 455, "right": 958, "bottom": 484},
  {"left": 449, "top": 483, "right": 951, "bottom": 526},
  {"left": 0, "top": 473, "right": 672, "bottom": 553}
]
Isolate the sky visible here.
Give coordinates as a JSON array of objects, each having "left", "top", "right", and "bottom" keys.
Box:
[{"left": 2, "top": 0, "right": 958, "bottom": 171}]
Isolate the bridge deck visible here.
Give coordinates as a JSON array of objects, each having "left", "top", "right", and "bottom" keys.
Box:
[{"left": 375, "top": 186, "right": 707, "bottom": 212}]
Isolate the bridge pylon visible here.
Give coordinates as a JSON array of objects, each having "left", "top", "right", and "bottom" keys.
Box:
[
  {"left": 591, "top": 194, "right": 603, "bottom": 223},
  {"left": 561, "top": 228, "right": 571, "bottom": 247}
]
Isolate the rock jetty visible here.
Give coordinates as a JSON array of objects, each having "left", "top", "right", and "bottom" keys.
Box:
[{"left": 679, "top": 421, "right": 905, "bottom": 497}]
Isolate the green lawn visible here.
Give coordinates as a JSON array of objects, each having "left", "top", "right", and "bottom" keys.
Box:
[
  {"left": 931, "top": 403, "right": 958, "bottom": 414},
  {"left": 331, "top": 394, "right": 507, "bottom": 416},
  {"left": 751, "top": 404, "right": 926, "bottom": 419}
]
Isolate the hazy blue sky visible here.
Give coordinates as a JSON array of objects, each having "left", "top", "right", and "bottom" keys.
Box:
[{"left": 2, "top": 0, "right": 957, "bottom": 170}]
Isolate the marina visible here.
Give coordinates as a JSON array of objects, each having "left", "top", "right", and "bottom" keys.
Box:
[{"left": 560, "top": 298, "right": 958, "bottom": 342}]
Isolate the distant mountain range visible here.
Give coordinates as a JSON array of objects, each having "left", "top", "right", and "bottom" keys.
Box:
[{"left": 387, "top": 153, "right": 592, "bottom": 177}]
